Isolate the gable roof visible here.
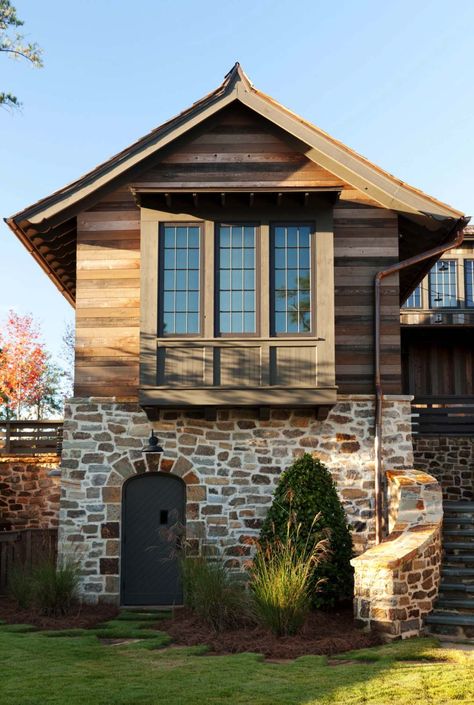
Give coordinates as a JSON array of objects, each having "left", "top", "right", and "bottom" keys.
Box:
[{"left": 5, "top": 63, "right": 466, "bottom": 305}]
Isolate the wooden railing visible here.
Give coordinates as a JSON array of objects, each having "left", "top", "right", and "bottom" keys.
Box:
[
  {"left": 0, "top": 421, "right": 63, "bottom": 456},
  {"left": 411, "top": 396, "right": 474, "bottom": 436},
  {"left": 0, "top": 529, "right": 58, "bottom": 594}
]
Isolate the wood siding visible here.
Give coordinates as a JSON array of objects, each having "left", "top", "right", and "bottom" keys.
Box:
[
  {"left": 334, "top": 196, "right": 401, "bottom": 394},
  {"left": 402, "top": 329, "right": 474, "bottom": 397},
  {"left": 133, "top": 104, "right": 346, "bottom": 191},
  {"left": 73, "top": 107, "right": 403, "bottom": 399},
  {"left": 74, "top": 187, "right": 140, "bottom": 398}
]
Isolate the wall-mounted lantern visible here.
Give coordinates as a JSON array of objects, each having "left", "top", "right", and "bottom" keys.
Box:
[{"left": 142, "top": 430, "right": 164, "bottom": 453}]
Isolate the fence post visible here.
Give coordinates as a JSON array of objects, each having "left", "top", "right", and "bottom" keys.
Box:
[{"left": 5, "top": 422, "right": 11, "bottom": 454}]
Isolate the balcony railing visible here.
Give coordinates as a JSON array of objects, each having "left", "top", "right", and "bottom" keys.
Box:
[
  {"left": 0, "top": 421, "right": 63, "bottom": 456},
  {"left": 411, "top": 396, "right": 474, "bottom": 436}
]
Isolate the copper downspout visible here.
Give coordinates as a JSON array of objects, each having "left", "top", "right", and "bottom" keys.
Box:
[{"left": 374, "top": 216, "right": 469, "bottom": 544}]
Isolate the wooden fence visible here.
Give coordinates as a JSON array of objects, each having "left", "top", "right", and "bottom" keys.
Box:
[
  {"left": 411, "top": 396, "right": 474, "bottom": 436},
  {"left": 0, "top": 529, "right": 58, "bottom": 594},
  {"left": 0, "top": 421, "right": 63, "bottom": 456}
]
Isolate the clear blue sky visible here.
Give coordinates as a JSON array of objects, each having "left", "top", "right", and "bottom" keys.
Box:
[{"left": 1, "top": 0, "right": 473, "bottom": 360}]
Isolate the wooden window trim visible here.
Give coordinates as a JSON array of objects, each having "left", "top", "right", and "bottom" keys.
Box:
[
  {"left": 269, "top": 221, "right": 317, "bottom": 338},
  {"left": 158, "top": 221, "right": 205, "bottom": 338}
]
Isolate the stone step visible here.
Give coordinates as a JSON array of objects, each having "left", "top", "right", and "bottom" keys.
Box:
[
  {"left": 436, "top": 598, "right": 474, "bottom": 611},
  {"left": 442, "top": 567, "right": 474, "bottom": 578},
  {"left": 426, "top": 611, "right": 474, "bottom": 640},
  {"left": 444, "top": 530, "right": 474, "bottom": 538},
  {"left": 444, "top": 554, "right": 474, "bottom": 563},
  {"left": 440, "top": 582, "right": 474, "bottom": 593},
  {"left": 444, "top": 542, "right": 474, "bottom": 551},
  {"left": 444, "top": 502, "right": 474, "bottom": 513},
  {"left": 426, "top": 611, "right": 474, "bottom": 627},
  {"left": 444, "top": 517, "right": 474, "bottom": 526}
]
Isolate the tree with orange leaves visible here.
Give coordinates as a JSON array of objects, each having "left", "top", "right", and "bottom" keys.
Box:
[{"left": 0, "top": 310, "right": 48, "bottom": 419}]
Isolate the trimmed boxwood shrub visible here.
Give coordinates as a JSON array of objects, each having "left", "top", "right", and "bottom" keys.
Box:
[{"left": 259, "top": 453, "right": 354, "bottom": 609}]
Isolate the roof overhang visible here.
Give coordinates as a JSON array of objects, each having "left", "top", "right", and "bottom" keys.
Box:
[{"left": 5, "top": 63, "right": 466, "bottom": 305}]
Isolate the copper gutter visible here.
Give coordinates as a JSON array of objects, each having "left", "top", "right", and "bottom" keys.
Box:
[{"left": 374, "top": 215, "right": 469, "bottom": 544}]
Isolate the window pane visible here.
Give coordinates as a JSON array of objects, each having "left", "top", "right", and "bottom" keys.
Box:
[
  {"left": 403, "top": 284, "right": 422, "bottom": 309},
  {"left": 466, "top": 261, "right": 474, "bottom": 308},
  {"left": 220, "top": 313, "right": 231, "bottom": 333},
  {"left": 176, "top": 249, "right": 186, "bottom": 268},
  {"left": 217, "top": 224, "right": 257, "bottom": 334},
  {"left": 188, "top": 249, "right": 199, "bottom": 269},
  {"left": 244, "top": 270, "right": 255, "bottom": 289},
  {"left": 244, "top": 313, "right": 254, "bottom": 332},
  {"left": 188, "top": 270, "right": 199, "bottom": 290},
  {"left": 188, "top": 227, "right": 199, "bottom": 248},
  {"left": 164, "top": 270, "right": 175, "bottom": 289},
  {"left": 429, "top": 260, "right": 457, "bottom": 308},
  {"left": 272, "top": 224, "right": 312, "bottom": 334},
  {"left": 275, "top": 227, "right": 286, "bottom": 248},
  {"left": 164, "top": 227, "right": 175, "bottom": 248},
  {"left": 164, "top": 249, "right": 175, "bottom": 268},
  {"left": 160, "top": 225, "right": 201, "bottom": 335},
  {"left": 176, "top": 227, "right": 187, "bottom": 247},
  {"left": 187, "top": 313, "right": 199, "bottom": 334},
  {"left": 299, "top": 248, "right": 310, "bottom": 268},
  {"left": 220, "top": 292, "right": 231, "bottom": 311}
]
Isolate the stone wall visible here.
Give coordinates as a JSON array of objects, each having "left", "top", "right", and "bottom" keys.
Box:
[
  {"left": 413, "top": 435, "right": 474, "bottom": 502},
  {"left": 0, "top": 455, "right": 61, "bottom": 530},
  {"left": 352, "top": 468, "right": 443, "bottom": 640},
  {"left": 58, "top": 395, "right": 414, "bottom": 604}
]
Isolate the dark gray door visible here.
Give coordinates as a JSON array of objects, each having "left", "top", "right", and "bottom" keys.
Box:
[{"left": 121, "top": 473, "right": 185, "bottom": 606}]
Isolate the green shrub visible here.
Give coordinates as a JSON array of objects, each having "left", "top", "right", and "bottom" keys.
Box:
[
  {"left": 7, "top": 565, "right": 33, "bottom": 609},
  {"left": 32, "top": 559, "right": 79, "bottom": 616},
  {"left": 181, "top": 554, "right": 248, "bottom": 631},
  {"left": 251, "top": 516, "right": 328, "bottom": 636},
  {"left": 259, "top": 453, "right": 354, "bottom": 609}
]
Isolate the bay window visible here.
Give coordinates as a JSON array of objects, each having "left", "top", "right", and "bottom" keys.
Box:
[{"left": 141, "top": 203, "right": 335, "bottom": 407}]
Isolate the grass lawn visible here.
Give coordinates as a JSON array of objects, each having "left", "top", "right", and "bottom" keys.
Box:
[{"left": 0, "top": 615, "right": 473, "bottom": 705}]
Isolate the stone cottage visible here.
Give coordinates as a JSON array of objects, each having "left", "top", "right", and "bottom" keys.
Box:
[{"left": 6, "top": 64, "right": 468, "bottom": 638}]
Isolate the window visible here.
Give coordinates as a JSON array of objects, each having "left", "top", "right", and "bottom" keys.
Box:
[
  {"left": 217, "top": 224, "right": 256, "bottom": 334},
  {"left": 403, "top": 284, "right": 422, "bottom": 309},
  {"left": 160, "top": 224, "right": 201, "bottom": 335},
  {"left": 271, "top": 224, "right": 312, "bottom": 334},
  {"left": 429, "top": 260, "right": 457, "bottom": 308},
  {"left": 465, "top": 260, "right": 474, "bottom": 308}
]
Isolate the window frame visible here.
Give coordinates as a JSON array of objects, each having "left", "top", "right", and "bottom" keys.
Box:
[
  {"left": 269, "top": 221, "right": 316, "bottom": 338},
  {"left": 214, "top": 221, "right": 261, "bottom": 338},
  {"left": 158, "top": 221, "right": 205, "bottom": 338},
  {"left": 465, "top": 259, "right": 474, "bottom": 308},
  {"left": 429, "top": 258, "right": 458, "bottom": 309}
]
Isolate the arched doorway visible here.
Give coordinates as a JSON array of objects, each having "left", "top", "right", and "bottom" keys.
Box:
[{"left": 121, "top": 472, "right": 185, "bottom": 606}]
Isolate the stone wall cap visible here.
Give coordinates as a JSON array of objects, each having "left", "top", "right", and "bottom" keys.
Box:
[
  {"left": 66, "top": 396, "right": 139, "bottom": 404},
  {"left": 337, "top": 394, "right": 413, "bottom": 402},
  {"left": 0, "top": 454, "right": 60, "bottom": 464}
]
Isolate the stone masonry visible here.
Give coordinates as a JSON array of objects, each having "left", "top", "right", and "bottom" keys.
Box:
[
  {"left": 0, "top": 455, "right": 61, "bottom": 531},
  {"left": 58, "top": 395, "right": 414, "bottom": 604},
  {"left": 352, "top": 468, "right": 443, "bottom": 640},
  {"left": 413, "top": 435, "right": 474, "bottom": 502}
]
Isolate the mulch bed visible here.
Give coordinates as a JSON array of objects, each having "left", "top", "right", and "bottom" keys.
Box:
[
  {"left": 158, "top": 607, "right": 381, "bottom": 659},
  {"left": 0, "top": 597, "right": 118, "bottom": 630}
]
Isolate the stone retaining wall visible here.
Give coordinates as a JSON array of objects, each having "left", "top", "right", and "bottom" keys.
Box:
[
  {"left": 0, "top": 455, "right": 61, "bottom": 530},
  {"left": 413, "top": 435, "right": 474, "bottom": 502},
  {"left": 58, "top": 395, "right": 414, "bottom": 604},
  {"left": 352, "top": 468, "right": 443, "bottom": 640}
]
